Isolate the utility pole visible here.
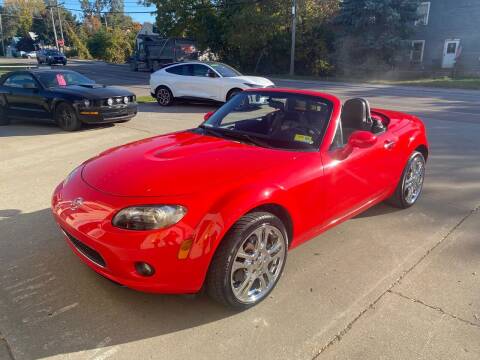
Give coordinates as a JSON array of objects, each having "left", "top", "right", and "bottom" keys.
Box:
[
  {"left": 56, "top": 1, "right": 65, "bottom": 50},
  {"left": 49, "top": 6, "right": 59, "bottom": 50},
  {"left": 289, "top": 0, "right": 297, "bottom": 76},
  {"left": 0, "top": 15, "right": 5, "bottom": 57}
]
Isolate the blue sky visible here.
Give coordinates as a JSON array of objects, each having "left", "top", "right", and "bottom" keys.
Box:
[{"left": 61, "top": 0, "right": 157, "bottom": 24}]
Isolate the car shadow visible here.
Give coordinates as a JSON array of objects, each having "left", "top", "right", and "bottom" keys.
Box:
[
  {"left": 354, "top": 202, "right": 400, "bottom": 218},
  {"left": 0, "top": 120, "right": 116, "bottom": 137},
  {"left": 0, "top": 208, "right": 236, "bottom": 359},
  {"left": 138, "top": 102, "right": 219, "bottom": 114}
]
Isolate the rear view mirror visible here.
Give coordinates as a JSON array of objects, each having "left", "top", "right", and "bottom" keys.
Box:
[{"left": 203, "top": 111, "right": 214, "bottom": 121}]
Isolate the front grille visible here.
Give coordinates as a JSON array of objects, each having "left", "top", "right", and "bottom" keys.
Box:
[{"left": 62, "top": 229, "right": 106, "bottom": 268}]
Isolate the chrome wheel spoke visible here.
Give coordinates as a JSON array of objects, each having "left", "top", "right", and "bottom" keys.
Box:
[
  {"left": 403, "top": 155, "right": 425, "bottom": 205},
  {"left": 230, "top": 224, "right": 286, "bottom": 304}
]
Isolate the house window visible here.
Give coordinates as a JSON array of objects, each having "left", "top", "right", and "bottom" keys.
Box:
[
  {"left": 415, "top": 2, "right": 431, "bottom": 26},
  {"left": 411, "top": 40, "right": 425, "bottom": 63}
]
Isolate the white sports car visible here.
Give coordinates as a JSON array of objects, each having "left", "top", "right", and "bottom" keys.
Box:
[{"left": 149, "top": 61, "right": 274, "bottom": 106}]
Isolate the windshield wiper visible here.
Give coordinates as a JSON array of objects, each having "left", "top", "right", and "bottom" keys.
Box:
[{"left": 199, "top": 125, "right": 274, "bottom": 149}]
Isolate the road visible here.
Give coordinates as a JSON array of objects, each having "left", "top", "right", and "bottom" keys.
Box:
[{"left": 0, "top": 59, "right": 479, "bottom": 360}]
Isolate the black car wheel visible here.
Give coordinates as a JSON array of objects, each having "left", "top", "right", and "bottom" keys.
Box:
[
  {"left": 0, "top": 105, "right": 9, "bottom": 125},
  {"left": 55, "top": 103, "right": 82, "bottom": 131},
  {"left": 156, "top": 86, "right": 174, "bottom": 106},
  {"left": 207, "top": 211, "right": 288, "bottom": 310},
  {"left": 388, "top": 151, "right": 426, "bottom": 208},
  {"left": 226, "top": 88, "right": 242, "bottom": 102}
]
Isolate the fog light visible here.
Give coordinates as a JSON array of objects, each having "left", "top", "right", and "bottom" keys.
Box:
[{"left": 135, "top": 262, "right": 155, "bottom": 276}]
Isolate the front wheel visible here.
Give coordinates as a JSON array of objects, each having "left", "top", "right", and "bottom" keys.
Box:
[
  {"left": 388, "top": 151, "right": 426, "bottom": 208},
  {"left": 55, "top": 103, "right": 81, "bottom": 131},
  {"left": 206, "top": 212, "right": 288, "bottom": 310},
  {"left": 155, "top": 86, "right": 174, "bottom": 106},
  {"left": 226, "top": 88, "right": 242, "bottom": 102}
]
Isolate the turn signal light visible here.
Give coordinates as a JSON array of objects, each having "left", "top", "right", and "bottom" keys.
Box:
[{"left": 178, "top": 239, "right": 193, "bottom": 260}]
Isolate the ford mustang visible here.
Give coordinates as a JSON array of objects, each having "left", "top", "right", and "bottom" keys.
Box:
[
  {"left": 0, "top": 69, "right": 137, "bottom": 131},
  {"left": 51, "top": 89, "right": 428, "bottom": 309}
]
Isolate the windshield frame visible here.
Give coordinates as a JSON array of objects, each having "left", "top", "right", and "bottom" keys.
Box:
[
  {"left": 35, "top": 71, "right": 95, "bottom": 88},
  {"left": 201, "top": 90, "right": 334, "bottom": 152}
]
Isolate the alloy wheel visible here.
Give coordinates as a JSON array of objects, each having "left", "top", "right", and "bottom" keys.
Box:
[
  {"left": 403, "top": 154, "right": 425, "bottom": 205},
  {"left": 157, "top": 88, "right": 171, "bottom": 105},
  {"left": 230, "top": 224, "right": 286, "bottom": 304}
]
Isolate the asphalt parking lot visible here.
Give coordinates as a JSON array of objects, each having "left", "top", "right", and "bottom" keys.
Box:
[{"left": 1, "top": 59, "right": 479, "bottom": 360}]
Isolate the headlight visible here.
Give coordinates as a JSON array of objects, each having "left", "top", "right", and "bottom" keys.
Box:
[
  {"left": 123, "top": 96, "right": 129, "bottom": 104},
  {"left": 107, "top": 98, "right": 113, "bottom": 106},
  {"left": 243, "top": 83, "right": 263, "bottom": 88},
  {"left": 112, "top": 205, "right": 187, "bottom": 230},
  {"left": 84, "top": 99, "right": 91, "bottom": 107}
]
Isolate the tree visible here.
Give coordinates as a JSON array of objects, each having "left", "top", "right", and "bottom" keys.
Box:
[
  {"left": 336, "top": 0, "right": 420, "bottom": 74},
  {"left": 2, "top": 0, "right": 45, "bottom": 37}
]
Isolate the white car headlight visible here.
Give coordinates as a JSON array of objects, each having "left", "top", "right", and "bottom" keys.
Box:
[
  {"left": 123, "top": 96, "right": 129, "bottom": 104},
  {"left": 107, "top": 98, "right": 113, "bottom": 106},
  {"left": 112, "top": 205, "right": 187, "bottom": 230}
]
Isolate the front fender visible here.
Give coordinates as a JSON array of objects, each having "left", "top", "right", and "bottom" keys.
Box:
[{"left": 186, "top": 183, "right": 290, "bottom": 288}]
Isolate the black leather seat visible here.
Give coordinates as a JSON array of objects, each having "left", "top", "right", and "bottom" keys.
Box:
[{"left": 341, "top": 98, "right": 373, "bottom": 142}]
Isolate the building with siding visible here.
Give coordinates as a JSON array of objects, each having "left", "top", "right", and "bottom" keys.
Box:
[{"left": 409, "top": 0, "right": 480, "bottom": 76}]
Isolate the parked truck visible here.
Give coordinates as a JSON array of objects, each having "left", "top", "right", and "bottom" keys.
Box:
[{"left": 129, "top": 35, "right": 198, "bottom": 72}]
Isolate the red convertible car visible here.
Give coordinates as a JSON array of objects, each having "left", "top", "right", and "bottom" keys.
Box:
[{"left": 51, "top": 88, "right": 428, "bottom": 309}]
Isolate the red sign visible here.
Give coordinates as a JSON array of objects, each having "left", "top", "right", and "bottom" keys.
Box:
[{"left": 57, "top": 39, "right": 64, "bottom": 47}]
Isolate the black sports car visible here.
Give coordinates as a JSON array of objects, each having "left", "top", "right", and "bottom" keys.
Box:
[{"left": 0, "top": 69, "right": 137, "bottom": 131}]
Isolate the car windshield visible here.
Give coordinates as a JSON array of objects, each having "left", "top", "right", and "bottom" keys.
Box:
[
  {"left": 208, "top": 63, "right": 242, "bottom": 77},
  {"left": 201, "top": 91, "right": 333, "bottom": 150},
  {"left": 36, "top": 71, "right": 94, "bottom": 88},
  {"left": 45, "top": 50, "right": 62, "bottom": 56}
]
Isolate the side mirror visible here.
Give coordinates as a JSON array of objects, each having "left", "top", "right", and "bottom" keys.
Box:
[
  {"left": 348, "top": 130, "right": 377, "bottom": 149},
  {"left": 203, "top": 111, "right": 214, "bottom": 121},
  {"left": 332, "top": 131, "right": 377, "bottom": 160}
]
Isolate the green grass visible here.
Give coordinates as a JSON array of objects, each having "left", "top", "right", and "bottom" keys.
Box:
[
  {"left": 371, "top": 77, "right": 480, "bottom": 90},
  {"left": 136, "top": 95, "right": 156, "bottom": 104},
  {"left": 270, "top": 74, "right": 480, "bottom": 91}
]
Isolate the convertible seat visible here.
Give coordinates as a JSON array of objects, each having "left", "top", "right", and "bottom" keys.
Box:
[{"left": 341, "top": 98, "right": 373, "bottom": 142}]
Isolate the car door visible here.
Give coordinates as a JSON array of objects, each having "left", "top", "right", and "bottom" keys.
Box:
[
  {"left": 190, "top": 64, "right": 221, "bottom": 100},
  {"left": 2, "top": 73, "right": 49, "bottom": 119},
  {"left": 319, "top": 123, "right": 395, "bottom": 225},
  {"left": 164, "top": 64, "right": 193, "bottom": 98}
]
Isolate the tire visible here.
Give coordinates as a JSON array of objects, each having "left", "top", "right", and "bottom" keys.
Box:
[
  {"left": 55, "top": 103, "right": 82, "bottom": 131},
  {"left": 155, "top": 86, "right": 174, "bottom": 106},
  {"left": 206, "top": 211, "right": 288, "bottom": 310},
  {"left": 0, "top": 105, "right": 9, "bottom": 126},
  {"left": 388, "top": 151, "right": 426, "bottom": 208},
  {"left": 226, "top": 88, "right": 242, "bottom": 102}
]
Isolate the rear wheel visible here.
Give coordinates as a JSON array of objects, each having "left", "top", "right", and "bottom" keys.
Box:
[
  {"left": 156, "top": 86, "right": 174, "bottom": 106},
  {"left": 388, "top": 151, "right": 426, "bottom": 208},
  {"left": 0, "top": 104, "right": 9, "bottom": 125},
  {"left": 55, "top": 103, "right": 81, "bottom": 131},
  {"left": 207, "top": 212, "right": 288, "bottom": 310}
]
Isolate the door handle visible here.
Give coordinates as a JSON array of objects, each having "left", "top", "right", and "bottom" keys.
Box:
[{"left": 384, "top": 140, "right": 396, "bottom": 149}]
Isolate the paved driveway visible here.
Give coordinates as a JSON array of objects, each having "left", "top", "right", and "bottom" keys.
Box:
[{"left": 0, "top": 60, "right": 479, "bottom": 360}]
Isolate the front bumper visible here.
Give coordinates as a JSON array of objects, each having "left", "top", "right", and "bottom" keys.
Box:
[
  {"left": 77, "top": 103, "right": 138, "bottom": 124},
  {"left": 50, "top": 171, "right": 208, "bottom": 294}
]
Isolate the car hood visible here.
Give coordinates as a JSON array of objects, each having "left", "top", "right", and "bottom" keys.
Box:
[
  {"left": 232, "top": 76, "right": 274, "bottom": 87},
  {"left": 81, "top": 131, "right": 297, "bottom": 197},
  {"left": 52, "top": 85, "right": 133, "bottom": 99}
]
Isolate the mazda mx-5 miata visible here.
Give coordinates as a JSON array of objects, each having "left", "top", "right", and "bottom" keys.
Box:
[{"left": 51, "top": 88, "right": 428, "bottom": 309}]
